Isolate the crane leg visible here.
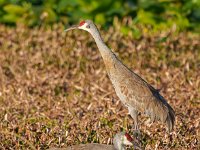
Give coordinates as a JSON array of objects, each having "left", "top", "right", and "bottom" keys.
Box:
[
  {"left": 128, "top": 107, "right": 139, "bottom": 130},
  {"left": 128, "top": 107, "right": 141, "bottom": 139}
]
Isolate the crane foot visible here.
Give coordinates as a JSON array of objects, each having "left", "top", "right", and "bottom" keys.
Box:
[{"left": 133, "top": 129, "right": 141, "bottom": 141}]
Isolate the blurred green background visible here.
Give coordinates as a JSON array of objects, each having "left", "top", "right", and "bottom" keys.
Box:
[{"left": 0, "top": 0, "right": 200, "bottom": 33}]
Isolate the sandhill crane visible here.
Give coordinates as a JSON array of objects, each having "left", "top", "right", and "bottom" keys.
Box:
[
  {"left": 48, "top": 132, "right": 141, "bottom": 150},
  {"left": 65, "top": 20, "right": 175, "bottom": 134}
]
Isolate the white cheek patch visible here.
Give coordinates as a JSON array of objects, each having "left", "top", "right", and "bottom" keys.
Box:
[
  {"left": 124, "top": 138, "right": 133, "bottom": 145},
  {"left": 79, "top": 23, "right": 89, "bottom": 31},
  {"left": 125, "top": 140, "right": 133, "bottom": 145}
]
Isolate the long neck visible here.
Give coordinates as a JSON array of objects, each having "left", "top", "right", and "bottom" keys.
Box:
[{"left": 89, "top": 29, "right": 115, "bottom": 63}]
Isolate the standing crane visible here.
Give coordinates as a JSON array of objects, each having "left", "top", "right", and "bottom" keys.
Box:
[
  {"left": 65, "top": 20, "right": 175, "bottom": 134},
  {"left": 48, "top": 132, "right": 140, "bottom": 150}
]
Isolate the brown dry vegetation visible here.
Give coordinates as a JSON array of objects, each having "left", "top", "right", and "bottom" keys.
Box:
[{"left": 0, "top": 24, "right": 199, "bottom": 150}]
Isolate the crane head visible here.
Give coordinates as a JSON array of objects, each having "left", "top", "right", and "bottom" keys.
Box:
[{"left": 65, "top": 20, "right": 96, "bottom": 33}]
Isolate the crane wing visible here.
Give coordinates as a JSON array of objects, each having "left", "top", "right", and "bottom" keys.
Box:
[{"left": 118, "top": 65, "right": 175, "bottom": 131}]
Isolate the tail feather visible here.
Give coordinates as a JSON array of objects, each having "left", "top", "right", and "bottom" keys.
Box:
[
  {"left": 149, "top": 87, "right": 175, "bottom": 132},
  {"left": 165, "top": 105, "right": 175, "bottom": 132}
]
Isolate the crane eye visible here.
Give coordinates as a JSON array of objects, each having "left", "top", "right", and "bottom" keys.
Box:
[{"left": 86, "top": 25, "right": 90, "bottom": 29}]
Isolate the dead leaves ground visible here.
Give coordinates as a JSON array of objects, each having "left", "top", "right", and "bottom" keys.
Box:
[{"left": 0, "top": 24, "right": 199, "bottom": 149}]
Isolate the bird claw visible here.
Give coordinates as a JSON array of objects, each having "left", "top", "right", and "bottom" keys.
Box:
[
  {"left": 132, "top": 130, "right": 143, "bottom": 150},
  {"left": 133, "top": 130, "right": 141, "bottom": 141}
]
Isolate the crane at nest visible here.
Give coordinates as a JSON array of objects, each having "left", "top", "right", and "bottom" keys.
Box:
[{"left": 65, "top": 20, "right": 175, "bottom": 135}]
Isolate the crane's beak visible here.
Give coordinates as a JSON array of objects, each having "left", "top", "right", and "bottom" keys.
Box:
[{"left": 64, "top": 25, "right": 79, "bottom": 32}]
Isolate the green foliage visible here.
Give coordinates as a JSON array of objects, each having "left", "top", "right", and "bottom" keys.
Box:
[{"left": 0, "top": 0, "right": 199, "bottom": 32}]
